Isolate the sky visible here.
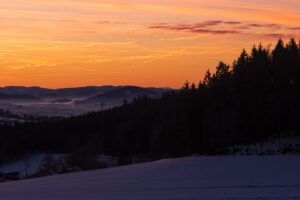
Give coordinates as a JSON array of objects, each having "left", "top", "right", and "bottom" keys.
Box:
[{"left": 0, "top": 0, "right": 300, "bottom": 88}]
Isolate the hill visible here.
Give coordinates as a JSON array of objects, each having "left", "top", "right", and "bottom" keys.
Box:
[
  {"left": 0, "top": 86, "right": 170, "bottom": 116},
  {"left": 77, "top": 86, "right": 167, "bottom": 105},
  {"left": 0, "top": 92, "right": 40, "bottom": 102}
]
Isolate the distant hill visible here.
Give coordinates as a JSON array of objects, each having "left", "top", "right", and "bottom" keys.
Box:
[
  {"left": 0, "top": 86, "right": 115, "bottom": 99},
  {"left": 0, "top": 86, "right": 54, "bottom": 97},
  {"left": 0, "top": 86, "right": 169, "bottom": 100},
  {"left": 0, "top": 92, "right": 41, "bottom": 102},
  {"left": 78, "top": 86, "right": 168, "bottom": 105},
  {"left": 54, "top": 86, "right": 117, "bottom": 98},
  {"left": 0, "top": 85, "right": 172, "bottom": 116},
  {"left": 50, "top": 98, "right": 73, "bottom": 104}
]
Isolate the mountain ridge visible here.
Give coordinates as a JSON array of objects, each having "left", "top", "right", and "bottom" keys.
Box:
[{"left": 0, "top": 85, "right": 172, "bottom": 116}]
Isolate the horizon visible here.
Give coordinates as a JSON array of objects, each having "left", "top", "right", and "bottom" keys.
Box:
[
  {"left": 0, "top": 0, "right": 300, "bottom": 88},
  {"left": 0, "top": 84, "right": 175, "bottom": 90}
]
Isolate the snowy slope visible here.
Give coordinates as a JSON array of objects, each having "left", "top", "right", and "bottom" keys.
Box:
[{"left": 0, "top": 156, "right": 299, "bottom": 199}]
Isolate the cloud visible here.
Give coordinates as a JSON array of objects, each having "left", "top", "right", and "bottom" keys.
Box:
[
  {"left": 246, "top": 23, "right": 283, "bottom": 29},
  {"left": 190, "top": 29, "right": 239, "bottom": 34},
  {"left": 93, "top": 20, "right": 124, "bottom": 25},
  {"left": 149, "top": 20, "right": 300, "bottom": 36},
  {"left": 263, "top": 33, "right": 285, "bottom": 38},
  {"left": 200, "top": 20, "right": 223, "bottom": 26},
  {"left": 223, "top": 21, "right": 242, "bottom": 25},
  {"left": 288, "top": 27, "right": 300, "bottom": 30},
  {"left": 149, "top": 21, "right": 240, "bottom": 35}
]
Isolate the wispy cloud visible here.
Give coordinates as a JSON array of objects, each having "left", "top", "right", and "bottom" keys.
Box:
[
  {"left": 149, "top": 21, "right": 240, "bottom": 35},
  {"left": 149, "top": 20, "right": 300, "bottom": 37}
]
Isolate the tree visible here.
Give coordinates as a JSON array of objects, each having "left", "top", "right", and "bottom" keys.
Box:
[
  {"left": 100, "top": 102, "right": 105, "bottom": 111},
  {"left": 203, "top": 70, "right": 212, "bottom": 87},
  {"left": 213, "top": 61, "right": 231, "bottom": 81},
  {"left": 183, "top": 80, "right": 190, "bottom": 90}
]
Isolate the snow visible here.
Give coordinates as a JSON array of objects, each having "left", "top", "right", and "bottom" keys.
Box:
[
  {"left": 0, "top": 156, "right": 299, "bottom": 199},
  {"left": 228, "top": 136, "right": 300, "bottom": 155},
  {"left": 0, "top": 154, "right": 64, "bottom": 177},
  {"left": 97, "top": 155, "right": 118, "bottom": 167},
  {"left": 0, "top": 154, "right": 117, "bottom": 177},
  {"left": 0, "top": 116, "right": 27, "bottom": 124}
]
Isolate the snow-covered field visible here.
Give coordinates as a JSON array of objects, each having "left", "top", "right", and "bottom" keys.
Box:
[{"left": 0, "top": 156, "right": 299, "bottom": 199}]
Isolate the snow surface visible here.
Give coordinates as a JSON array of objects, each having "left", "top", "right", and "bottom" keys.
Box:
[
  {"left": 0, "top": 154, "right": 64, "bottom": 177},
  {"left": 228, "top": 136, "right": 300, "bottom": 155},
  {"left": 0, "top": 154, "right": 117, "bottom": 177},
  {"left": 0, "top": 156, "right": 299, "bottom": 199}
]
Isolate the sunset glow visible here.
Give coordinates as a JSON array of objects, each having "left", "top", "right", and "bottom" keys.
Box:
[{"left": 1, "top": 0, "right": 300, "bottom": 88}]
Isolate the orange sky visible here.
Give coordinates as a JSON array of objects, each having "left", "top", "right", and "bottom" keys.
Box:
[{"left": 0, "top": 0, "right": 300, "bottom": 88}]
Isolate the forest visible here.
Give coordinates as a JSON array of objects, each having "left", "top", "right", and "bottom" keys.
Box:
[{"left": 0, "top": 39, "right": 299, "bottom": 164}]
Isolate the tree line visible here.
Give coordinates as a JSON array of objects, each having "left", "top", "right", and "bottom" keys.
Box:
[{"left": 0, "top": 39, "right": 299, "bottom": 164}]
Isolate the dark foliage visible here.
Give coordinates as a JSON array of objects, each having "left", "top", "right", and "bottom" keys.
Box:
[{"left": 0, "top": 39, "right": 300, "bottom": 161}]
